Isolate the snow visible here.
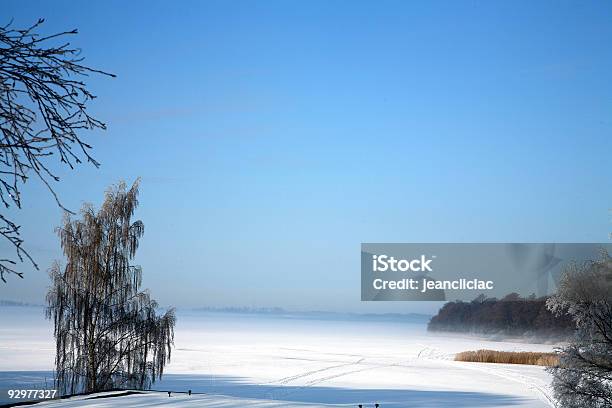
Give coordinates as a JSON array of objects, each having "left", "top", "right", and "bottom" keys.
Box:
[{"left": 1, "top": 307, "right": 557, "bottom": 407}]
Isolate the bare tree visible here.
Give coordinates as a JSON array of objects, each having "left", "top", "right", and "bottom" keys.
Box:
[
  {"left": 0, "top": 18, "right": 113, "bottom": 282},
  {"left": 46, "top": 180, "right": 175, "bottom": 394},
  {"left": 546, "top": 251, "right": 612, "bottom": 408}
]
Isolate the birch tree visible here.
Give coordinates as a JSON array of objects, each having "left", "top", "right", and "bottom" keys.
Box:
[{"left": 46, "top": 180, "right": 175, "bottom": 394}]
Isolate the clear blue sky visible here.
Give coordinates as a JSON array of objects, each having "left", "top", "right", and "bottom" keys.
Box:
[{"left": 2, "top": 1, "right": 611, "bottom": 314}]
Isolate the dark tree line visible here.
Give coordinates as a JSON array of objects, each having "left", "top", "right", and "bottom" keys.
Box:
[
  {"left": 46, "top": 180, "right": 175, "bottom": 394},
  {"left": 428, "top": 293, "right": 575, "bottom": 339},
  {"left": 0, "top": 18, "right": 112, "bottom": 282}
]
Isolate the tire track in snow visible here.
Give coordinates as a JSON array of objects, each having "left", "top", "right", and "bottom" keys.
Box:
[
  {"left": 269, "top": 345, "right": 554, "bottom": 407},
  {"left": 265, "top": 358, "right": 400, "bottom": 401},
  {"left": 429, "top": 357, "right": 555, "bottom": 407},
  {"left": 466, "top": 363, "right": 555, "bottom": 407},
  {"left": 303, "top": 362, "right": 400, "bottom": 387},
  {"left": 270, "top": 357, "right": 365, "bottom": 385}
]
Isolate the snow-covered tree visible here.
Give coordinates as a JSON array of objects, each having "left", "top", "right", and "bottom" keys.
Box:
[
  {"left": 546, "top": 251, "right": 612, "bottom": 408},
  {"left": 46, "top": 180, "right": 175, "bottom": 394}
]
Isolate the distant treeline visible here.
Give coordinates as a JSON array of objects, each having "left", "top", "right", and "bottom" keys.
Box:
[
  {"left": 193, "top": 306, "right": 431, "bottom": 323},
  {"left": 0, "top": 299, "right": 41, "bottom": 307},
  {"left": 194, "top": 306, "right": 286, "bottom": 314},
  {"left": 428, "top": 293, "right": 575, "bottom": 339}
]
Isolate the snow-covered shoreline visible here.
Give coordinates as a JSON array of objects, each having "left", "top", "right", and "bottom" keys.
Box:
[{"left": 1, "top": 307, "right": 557, "bottom": 407}]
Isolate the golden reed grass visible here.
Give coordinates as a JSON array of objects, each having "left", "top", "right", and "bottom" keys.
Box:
[{"left": 454, "top": 349, "right": 559, "bottom": 367}]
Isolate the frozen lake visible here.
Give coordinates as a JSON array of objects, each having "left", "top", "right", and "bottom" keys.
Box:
[{"left": 0, "top": 306, "right": 557, "bottom": 407}]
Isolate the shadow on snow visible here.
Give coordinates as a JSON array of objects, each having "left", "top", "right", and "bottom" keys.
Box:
[{"left": 152, "top": 374, "right": 530, "bottom": 407}]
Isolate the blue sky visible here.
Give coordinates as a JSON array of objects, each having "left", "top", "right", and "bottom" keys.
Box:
[{"left": 2, "top": 1, "right": 611, "bottom": 313}]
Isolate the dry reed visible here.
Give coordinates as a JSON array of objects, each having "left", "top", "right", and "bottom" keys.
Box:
[{"left": 454, "top": 349, "right": 559, "bottom": 367}]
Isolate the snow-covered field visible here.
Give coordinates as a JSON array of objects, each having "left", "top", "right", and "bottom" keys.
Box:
[{"left": 0, "top": 307, "right": 558, "bottom": 407}]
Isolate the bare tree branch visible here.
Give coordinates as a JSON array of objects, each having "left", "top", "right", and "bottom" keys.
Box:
[{"left": 0, "top": 18, "right": 114, "bottom": 282}]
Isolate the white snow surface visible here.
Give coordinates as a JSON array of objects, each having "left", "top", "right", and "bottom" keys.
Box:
[{"left": 1, "top": 307, "right": 558, "bottom": 407}]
